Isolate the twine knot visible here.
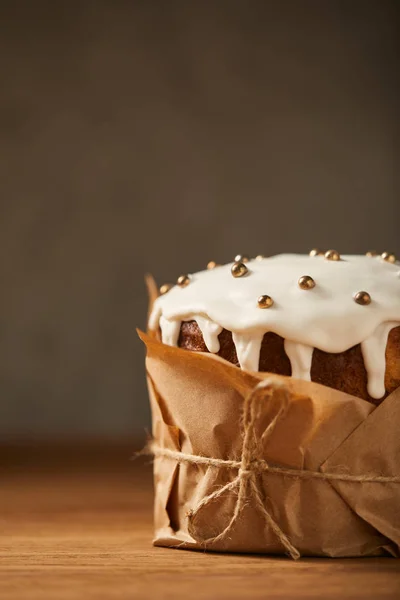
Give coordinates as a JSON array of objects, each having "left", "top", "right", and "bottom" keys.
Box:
[{"left": 238, "top": 468, "right": 253, "bottom": 478}]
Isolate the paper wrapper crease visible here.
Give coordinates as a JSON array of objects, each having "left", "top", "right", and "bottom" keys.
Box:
[{"left": 138, "top": 325, "right": 400, "bottom": 559}]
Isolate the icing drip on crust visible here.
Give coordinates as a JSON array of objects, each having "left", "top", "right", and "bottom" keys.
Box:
[
  {"left": 159, "top": 315, "right": 181, "bottom": 347},
  {"left": 284, "top": 340, "right": 314, "bottom": 381},
  {"left": 149, "top": 254, "right": 400, "bottom": 399},
  {"left": 232, "top": 332, "right": 264, "bottom": 372},
  {"left": 361, "top": 321, "right": 398, "bottom": 399},
  {"left": 192, "top": 315, "right": 223, "bottom": 353}
]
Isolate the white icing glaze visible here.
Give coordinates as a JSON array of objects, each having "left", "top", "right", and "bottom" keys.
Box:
[
  {"left": 150, "top": 254, "right": 400, "bottom": 398},
  {"left": 159, "top": 314, "right": 222, "bottom": 353},
  {"left": 159, "top": 315, "right": 181, "bottom": 347},
  {"left": 284, "top": 340, "right": 314, "bottom": 381},
  {"left": 193, "top": 315, "right": 223, "bottom": 353},
  {"left": 361, "top": 321, "right": 398, "bottom": 399},
  {"left": 232, "top": 331, "right": 264, "bottom": 372}
]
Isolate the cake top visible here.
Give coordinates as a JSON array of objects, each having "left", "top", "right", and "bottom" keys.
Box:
[{"left": 149, "top": 251, "right": 400, "bottom": 399}]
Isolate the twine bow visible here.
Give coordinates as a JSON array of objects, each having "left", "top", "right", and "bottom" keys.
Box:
[{"left": 148, "top": 379, "right": 400, "bottom": 560}]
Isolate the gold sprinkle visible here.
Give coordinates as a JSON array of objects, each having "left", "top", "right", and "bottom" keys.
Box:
[
  {"left": 257, "top": 294, "right": 274, "bottom": 309},
  {"left": 298, "top": 275, "right": 316, "bottom": 290},
  {"left": 354, "top": 291, "right": 371, "bottom": 306},
  {"left": 381, "top": 252, "right": 396, "bottom": 263},
  {"left": 231, "top": 261, "right": 248, "bottom": 278},
  {"left": 325, "top": 249, "right": 341, "bottom": 261},
  {"left": 207, "top": 260, "right": 219, "bottom": 270},
  {"left": 309, "top": 248, "right": 324, "bottom": 257},
  {"left": 234, "top": 254, "right": 249, "bottom": 263},
  {"left": 255, "top": 254, "right": 265, "bottom": 261},
  {"left": 177, "top": 274, "right": 191, "bottom": 287},
  {"left": 366, "top": 250, "right": 377, "bottom": 257},
  {"left": 159, "top": 283, "right": 173, "bottom": 295}
]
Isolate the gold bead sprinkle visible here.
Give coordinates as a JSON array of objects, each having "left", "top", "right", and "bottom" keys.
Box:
[
  {"left": 381, "top": 251, "right": 396, "bottom": 263},
  {"left": 207, "top": 260, "right": 219, "bottom": 270},
  {"left": 366, "top": 250, "right": 377, "bottom": 257},
  {"left": 353, "top": 291, "right": 371, "bottom": 306},
  {"left": 309, "top": 248, "right": 324, "bottom": 257},
  {"left": 257, "top": 294, "right": 274, "bottom": 309},
  {"left": 234, "top": 254, "right": 249, "bottom": 263},
  {"left": 325, "top": 249, "right": 341, "bottom": 261},
  {"left": 255, "top": 254, "right": 265, "bottom": 261},
  {"left": 231, "top": 261, "right": 248, "bottom": 278},
  {"left": 177, "top": 274, "right": 191, "bottom": 287},
  {"left": 298, "top": 275, "right": 316, "bottom": 290},
  {"left": 159, "top": 283, "right": 173, "bottom": 295}
]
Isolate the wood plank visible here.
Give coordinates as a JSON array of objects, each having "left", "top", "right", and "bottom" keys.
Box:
[{"left": 1, "top": 445, "right": 399, "bottom": 599}]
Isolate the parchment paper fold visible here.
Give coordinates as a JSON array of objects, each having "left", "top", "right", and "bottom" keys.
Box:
[{"left": 139, "top": 327, "right": 400, "bottom": 559}]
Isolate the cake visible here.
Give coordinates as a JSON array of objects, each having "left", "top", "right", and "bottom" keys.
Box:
[{"left": 149, "top": 250, "right": 400, "bottom": 404}]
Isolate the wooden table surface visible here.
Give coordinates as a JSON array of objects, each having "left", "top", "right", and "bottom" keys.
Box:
[{"left": 1, "top": 444, "right": 399, "bottom": 600}]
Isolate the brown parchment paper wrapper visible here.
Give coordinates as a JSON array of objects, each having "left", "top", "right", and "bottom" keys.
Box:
[{"left": 139, "top": 286, "right": 400, "bottom": 558}]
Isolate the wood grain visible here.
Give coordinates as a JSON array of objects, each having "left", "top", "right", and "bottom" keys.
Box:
[{"left": 1, "top": 444, "right": 399, "bottom": 599}]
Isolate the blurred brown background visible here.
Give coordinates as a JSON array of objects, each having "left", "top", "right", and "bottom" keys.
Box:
[{"left": 1, "top": 0, "right": 398, "bottom": 443}]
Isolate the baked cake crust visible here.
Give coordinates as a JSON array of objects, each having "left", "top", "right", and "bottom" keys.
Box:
[{"left": 178, "top": 320, "right": 400, "bottom": 404}]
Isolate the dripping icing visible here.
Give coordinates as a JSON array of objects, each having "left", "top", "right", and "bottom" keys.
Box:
[
  {"left": 284, "top": 340, "right": 314, "bottom": 382},
  {"left": 192, "top": 315, "right": 223, "bottom": 353},
  {"left": 361, "top": 322, "right": 398, "bottom": 399},
  {"left": 160, "top": 314, "right": 222, "bottom": 353},
  {"left": 149, "top": 254, "right": 400, "bottom": 399},
  {"left": 159, "top": 316, "right": 181, "bottom": 347},
  {"left": 232, "top": 332, "right": 263, "bottom": 372}
]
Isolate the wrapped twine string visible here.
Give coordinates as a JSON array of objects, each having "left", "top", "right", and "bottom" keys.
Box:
[{"left": 147, "top": 379, "right": 400, "bottom": 560}]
